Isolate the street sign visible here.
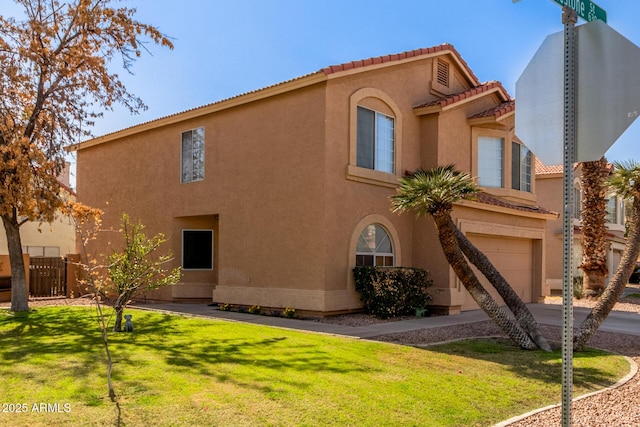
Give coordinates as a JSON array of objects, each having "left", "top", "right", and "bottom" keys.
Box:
[
  {"left": 516, "top": 20, "right": 640, "bottom": 165},
  {"left": 550, "top": 0, "right": 607, "bottom": 23}
]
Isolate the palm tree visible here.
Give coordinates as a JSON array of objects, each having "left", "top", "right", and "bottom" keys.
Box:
[
  {"left": 579, "top": 158, "right": 610, "bottom": 298},
  {"left": 391, "top": 166, "right": 539, "bottom": 350},
  {"left": 574, "top": 160, "right": 640, "bottom": 350}
]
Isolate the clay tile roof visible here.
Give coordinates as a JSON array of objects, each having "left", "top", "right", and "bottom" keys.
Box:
[
  {"left": 414, "top": 81, "right": 511, "bottom": 110},
  {"left": 322, "top": 43, "right": 480, "bottom": 85},
  {"left": 534, "top": 158, "right": 563, "bottom": 175},
  {"left": 469, "top": 99, "right": 515, "bottom": 120},
  {"left": 474, "top": 192, "right": 556, "bottom": 216}
]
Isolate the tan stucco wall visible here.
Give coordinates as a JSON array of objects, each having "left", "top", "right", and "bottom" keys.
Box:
[{"left": 78, "top": 83, "right": 330, "bottom": 309}]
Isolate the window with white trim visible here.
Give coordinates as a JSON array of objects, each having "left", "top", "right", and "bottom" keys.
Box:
[
  {"left": 182, "top": 229, "right": 213, "bottom": 270},
  {"left": 181, "top": 127, "right": 205, "bottom": 183},
  {"left": 355, "top": 224, "right": 394, "bottom": 267},
  {"left": 356, "top": 106, "right": 395, "bottom": 174},
  {"left": 478, "top": 136, "right": 503, "bottom": 188},
  {"left": 511, "top": 142, "right": 532, "bottom": 192}
]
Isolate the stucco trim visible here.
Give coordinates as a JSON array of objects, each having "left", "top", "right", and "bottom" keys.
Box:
[
  {"left": 458, "top": 219, "right": 545, "bottom": 241},
  {"left": 211, "top": 286, "right": 362, "bottom": 312}
]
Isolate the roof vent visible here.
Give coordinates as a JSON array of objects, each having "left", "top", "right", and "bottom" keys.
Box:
[{"left": 436, "top": 59, "right": 449, "bottom": 87}]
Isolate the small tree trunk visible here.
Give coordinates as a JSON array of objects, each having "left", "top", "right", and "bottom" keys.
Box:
[
  {"left": 113, "top": 305, "right": 124, "bottom": 332},
  {"left": 432, "top": 210, "right": 538, "bottom": 350},
  {"left": 453, "top": 226, "right": 552, "bottom": 352},
  {"left": 2, "top": 213, "right": 29, "bottom": 312}
]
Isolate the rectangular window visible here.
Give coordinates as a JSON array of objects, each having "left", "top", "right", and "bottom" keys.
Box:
[
  {"left": 478, "top": 137, "right": 503, "bottom": 188},
  {"left": 573, "top": 187, "right": 582, "bottom": 220},
  {"left": 606, "top": 197, "right": 618, "bottom": 224},
  {"left": 181, "top": 127, "right": 205, "bottom": 183},
  {"left": 356, "top": 106, "right": 395, "bottom": 174},
  {"left": 182, "top": 230, "right": 213, "bottom": 270},
  {"left": 511, "top": 142, "right": 532, "bottom": 192}
]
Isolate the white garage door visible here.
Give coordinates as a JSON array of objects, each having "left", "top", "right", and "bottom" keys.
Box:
[{"left": 462, "top": 234, "right": 533, "bottom": 311}]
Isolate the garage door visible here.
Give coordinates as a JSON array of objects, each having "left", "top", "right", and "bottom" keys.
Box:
[{"left": 462, "top": 234, "right": 533, "bottom": 311}]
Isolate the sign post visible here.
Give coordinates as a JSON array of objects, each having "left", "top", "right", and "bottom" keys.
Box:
[{"left": 561, "top": 6, "right": 577, "bottom": 427}]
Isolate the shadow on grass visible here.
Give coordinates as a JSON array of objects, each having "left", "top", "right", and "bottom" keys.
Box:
[
  {"left": 0, "top": 306, "right": 375, "bottom": 398},
  {"left": 424, "top": 336, "right": 628, "bottom": 391}
]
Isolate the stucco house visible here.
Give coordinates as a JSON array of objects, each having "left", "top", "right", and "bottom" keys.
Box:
[
  {"left": 535, "top": 159, "right": 627, "bottom": 294},
  {"left": 71, "top": 44, "right": 555, "bottom": 314}
]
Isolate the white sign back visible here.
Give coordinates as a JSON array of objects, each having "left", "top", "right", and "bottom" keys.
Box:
[{"left": 516, "top": 20, "right": 640, "bottom": 165}]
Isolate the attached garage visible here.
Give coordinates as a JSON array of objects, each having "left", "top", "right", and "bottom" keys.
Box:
[{"left": 461, "top": 234, "right": 534, "bottom": 311}]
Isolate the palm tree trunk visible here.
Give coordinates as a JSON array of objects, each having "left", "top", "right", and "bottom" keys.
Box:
[
  {"left": 453, "top": 226, "right": 551, "bottom": 352},
  {"left": 432, "top": 210, "right": 538, "bottom": 350},
  {"left": 2, "top": 213, "right": 29, "bottom": 312},
  {"left": 574, "top": 197, "right": 640, "bottom": 351},
  {"left": 579, "top": 158, "right": 610, "bottom": 298}
]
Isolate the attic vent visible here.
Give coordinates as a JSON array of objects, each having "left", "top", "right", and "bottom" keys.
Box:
[{"left": 436, "top": 59, "right": 449, "bottom": 87}]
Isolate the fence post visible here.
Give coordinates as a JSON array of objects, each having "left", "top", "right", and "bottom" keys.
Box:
[{"left": 65, "top": 254, "right": 82, "bottom": 298}]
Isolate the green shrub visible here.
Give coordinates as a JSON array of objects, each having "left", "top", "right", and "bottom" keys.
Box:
[
  {"left": 353, "top": 266, "right": 432, "bottom": 319},
  {"left": 574, "top": 276, "right": 584, "bottom": 299}
]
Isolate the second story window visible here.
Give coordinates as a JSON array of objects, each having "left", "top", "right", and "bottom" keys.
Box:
[
  {"left": 181, "top": 127, "right": 205, "bottom": 183},
  {"left": 512, "top": 142, "right": 532, "bottom": 192},
  {"left": 356, "top": 106, "right": 395, "bottom": 174},
  {"left": 478, "top": 136, "right": 503, "bottom": 188},
  {"left": 606, "top": 196, "right": 619, "bottom": 224}
]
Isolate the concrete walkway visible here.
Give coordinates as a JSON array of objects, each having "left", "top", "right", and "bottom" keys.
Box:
[{"left": 131, "top": 302, "right": 640, "bottom": 339}]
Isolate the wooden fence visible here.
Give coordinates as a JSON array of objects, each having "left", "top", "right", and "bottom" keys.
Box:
[{"left": 29, "top": 257, "right": 66, "bottom": 297}]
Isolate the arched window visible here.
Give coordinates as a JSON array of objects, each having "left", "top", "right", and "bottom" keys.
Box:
[{"left": 355, "top": 224, "right": 394, "bottom": 267}]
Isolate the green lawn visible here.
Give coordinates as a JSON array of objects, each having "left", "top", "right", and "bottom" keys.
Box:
[{"left": 0, "top": 306, "right": 630, "bottom": 427}]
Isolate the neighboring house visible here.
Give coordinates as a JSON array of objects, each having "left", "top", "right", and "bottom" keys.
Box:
[
  {"left": 0, "top": 164, "right": 77, "bottom": 258},
  {"left": 0, "top": 164, "right": 77, "bottom": 302},
  {"left": 71, "top": 44, "right": 555, "bottom": 314},
  {"left": 535, "top": 159, "right": 627, "bottom": 294}
]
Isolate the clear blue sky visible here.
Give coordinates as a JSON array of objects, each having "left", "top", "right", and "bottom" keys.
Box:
[{"left": 4, "top": 0, "right": 640, "bottom": 164}]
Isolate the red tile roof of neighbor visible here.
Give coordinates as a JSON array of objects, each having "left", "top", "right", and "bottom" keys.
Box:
[{"left": 535, "top": 158, "right": 564, "bottom": 175}]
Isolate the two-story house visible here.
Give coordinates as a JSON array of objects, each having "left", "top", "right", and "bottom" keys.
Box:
[
  {"left": 71, "top": 44, "right": 555, "bottom": 314},
  {"left": 536, "top": 159, "right": 627, "bottom": 294}
]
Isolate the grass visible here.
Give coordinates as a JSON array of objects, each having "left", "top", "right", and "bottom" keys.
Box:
[{"left": 0, "top": 306, "right": 630, "bottom": 427}]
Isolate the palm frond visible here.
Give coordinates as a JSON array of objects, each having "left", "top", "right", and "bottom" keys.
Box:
[
  {"left": 608, "top": 160, "right": 640, "bottom": 199},
  {"left": 391, "top": 165, "right": 479, "bottom": 216}
]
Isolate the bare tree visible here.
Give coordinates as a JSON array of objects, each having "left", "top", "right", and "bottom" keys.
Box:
[{"left": 0, "top": 0, "right": 173, "bottom": 311}]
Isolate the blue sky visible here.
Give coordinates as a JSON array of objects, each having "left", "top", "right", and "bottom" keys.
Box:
[{"left": 4, "top": 0, "right": 640, "bottom": 164}]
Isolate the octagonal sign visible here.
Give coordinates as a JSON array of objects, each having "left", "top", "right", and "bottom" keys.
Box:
[{"left": 516, "top": 20, "right": 640, "bottom": 165}]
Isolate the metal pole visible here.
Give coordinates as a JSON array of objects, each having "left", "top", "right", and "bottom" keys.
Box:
[{"left": 561, "top": 6, "right": 578, "bottom": 427}]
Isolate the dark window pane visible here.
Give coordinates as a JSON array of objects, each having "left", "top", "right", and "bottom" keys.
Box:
[
  {"left": 357, "top": 106, "right": 375, "bottom": 169},
  {"left": 183, "top": 230, "right": 213, "bottom": 269},
  {"left": 512, "top": 142, "right": 521, "bottom": 190}
]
